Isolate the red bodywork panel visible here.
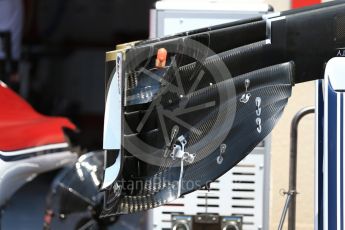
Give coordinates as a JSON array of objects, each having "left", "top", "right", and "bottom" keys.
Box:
[
  {"left": 0, "top": 82, "right": 76, "bottom": 152},
  {"left": 292, "top": 0, "right": 321, "bottom": 9}
]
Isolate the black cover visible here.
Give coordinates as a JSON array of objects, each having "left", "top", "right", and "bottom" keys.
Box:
[{"left": 45, "top": 152, "right": 106, "bottom": 229}]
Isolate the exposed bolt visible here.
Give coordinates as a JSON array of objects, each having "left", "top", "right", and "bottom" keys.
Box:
[{"left": 59, "top": 214, "right": 66, "bottom": 220}]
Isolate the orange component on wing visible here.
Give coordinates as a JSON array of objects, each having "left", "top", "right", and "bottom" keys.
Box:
[{"left": 156, "top": 48, "right": 167, "bottom": 68}]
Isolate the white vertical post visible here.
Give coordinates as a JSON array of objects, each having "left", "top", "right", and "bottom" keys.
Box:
[{"left": 323, "top": 57, "right": 345, "bottom": 230}]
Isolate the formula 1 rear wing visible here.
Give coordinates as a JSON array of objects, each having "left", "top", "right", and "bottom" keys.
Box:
[{"left": 101, "top": 2, "right": 345, "bottom": 216}]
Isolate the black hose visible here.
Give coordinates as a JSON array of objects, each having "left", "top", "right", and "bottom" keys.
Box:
[{"left": 288, "top": 107, "right": 315, "bottom": 230}]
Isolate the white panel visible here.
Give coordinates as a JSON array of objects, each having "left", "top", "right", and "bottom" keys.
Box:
[
  {"left": 156, "top": 1, "right": 269, "bottom": 12},
  {"left": 163, "top": 18, "right": 236, "bottom": 36}
]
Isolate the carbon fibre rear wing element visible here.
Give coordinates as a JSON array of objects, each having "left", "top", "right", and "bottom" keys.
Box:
[{"left": 101, "top": 2, "right": 345, "bottom": 216}]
